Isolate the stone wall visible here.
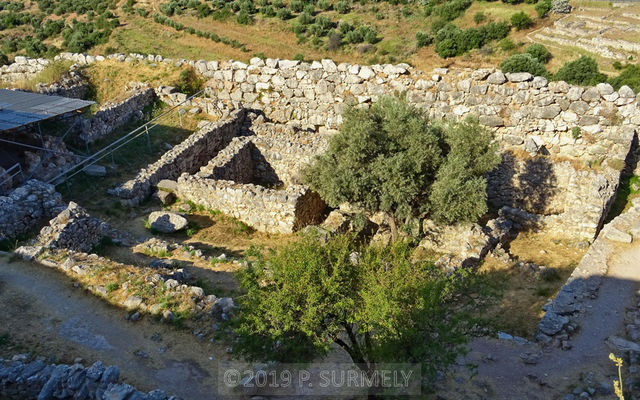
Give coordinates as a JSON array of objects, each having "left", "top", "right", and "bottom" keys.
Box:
[
  {"left": 0, "top": 356, "right": 177, "bottom": 400},
  {"left": 76, "top": 84, "right": 156, "bottom": 144},
  {"left": 0, "top": 56, "right": 48, "bottom": 82},
  {"left": 0, "top": 180, "right": 66, "bottom": 242},
  {"left": 110, "top": 109, "right": 246, "bottom": 206},
  {"left": 37, "top": 202, "right": 108, "bottom": 253},
  {"left": 197, "top": 136, "right": 255, "bottom": 183},
  {"left": 4, "top": 52, "right": 639, "bottom": 240},
  {"left": 176, "top": 174, "right": 325, "bottom": 234}
]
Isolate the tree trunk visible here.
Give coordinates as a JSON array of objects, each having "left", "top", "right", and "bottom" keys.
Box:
[{"left": 387, "top": 214, "right": 398, "bottom": 242}]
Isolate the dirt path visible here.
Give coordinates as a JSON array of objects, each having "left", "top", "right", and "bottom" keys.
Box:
[
  {"left": 0, "top": 255, "right": 223, "bottom": 399},
  {"left": 448, "top": 244, "right": 640, "bottom": 399}
]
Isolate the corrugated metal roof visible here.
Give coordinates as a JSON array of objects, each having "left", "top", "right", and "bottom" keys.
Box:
[{"left": 0, "top": 89, "right": 94, "bottom": 132}]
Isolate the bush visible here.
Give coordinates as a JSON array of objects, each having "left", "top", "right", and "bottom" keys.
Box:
[
  {"left": 318, "top": 0, "right": 331, "bottom": 10},
  {"left": 173, "top": 68, "right": 203, "bottom": 96},
  {"left": 500, "top": 53, "right": 548, "bottom": 77},
  {"left": 297, "top": 11, "right": 313, "bottom": 25},
  {"left": 554, "top": 56, "right": 607, "bottom": 86},
  {"left": 289, "top": 0, "right": 304, "bottom": 12},
  {"left": 434, "top": 0, "right": 472, "bottom": 22},
  {"left": 416, "top": 31, "right": 433, "bottom": 48},
  {"left": 535, "top": 0, "right": 552, "bottom": 17},
  {"left": 498, "top": 37, "right": 516, "bottom": 51},
  {"left": 236, "top": 9, "right": 253, "bottom": 24},
  {"left": 511, "top": 11, "right": 533, "bottom": 30},
  {"left": 525, "top": 43, "right": 551, "bottom": 63},
  {"left": 474, "top": 11, "right": 486, "bottom": 24},
  {"left": 609, "top": 64, "right": 640, "bottom": 93},
  {"left": 336, "top": 0, "right": 350, "bottom": 13},
  {"left": 327, "top": 32, "right": 341, "bottom": 50},
  {"left": 293, "top": 52, "right": 304, "bottom": 61},
  {"left": 276, "top": 7, "right": 291, "bottom": 19}
]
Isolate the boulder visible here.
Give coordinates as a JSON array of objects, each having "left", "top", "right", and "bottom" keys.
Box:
[
  {"left": 487, "top": 71, "right": 507, "bottom": 85},
  {"left": 538, "top": 311, "right": 569, "bottom": 336},
  {"left": 157, "top": 179, "right": 177, "bottom": 193},
  {"left": 153, "top": 190, "right": 176, "bottom": 205},
  {"left": 148, "top": 212, "right": 188, "bottom": 233}
]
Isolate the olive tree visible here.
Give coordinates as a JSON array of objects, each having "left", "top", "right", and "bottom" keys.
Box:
[{"left": 302, "top": 96, "right": 500, "bottom": 239}]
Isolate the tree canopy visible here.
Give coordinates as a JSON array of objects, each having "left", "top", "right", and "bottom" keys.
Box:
[
  {"left": 234, "top": 235, "right": 469, "bottom": 385},
  {"left": 302, "top": 96, "right": 500, "bottom": 237}
]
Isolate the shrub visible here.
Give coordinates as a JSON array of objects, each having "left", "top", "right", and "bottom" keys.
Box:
[
  {"left": 336, "top": 0, "right": 350, "bottom": 13},
  {"left": 327, "top": 32, "right": 341, "bottom": 50},
  {"left": 276, "top": 7, "right": 291, "bottom": 19},
  {"left": 293, "top": 52, "right": 304, "bottom": 61},
  {"left": 236, "top": 9, "right": 253, "bottom": 24},
  {"left": 434, "top": 0, "right": 472, "bottom": 22},
  {"left": 609, "top": 64, "right": 640, "bottom": 93},
  {"left": 416, "top": 31, "right": 433, "bottom": 48},
  {"left": 474, "top": 11, "right": 486, "bottom": 24},
  {"left": 289, "top": 0, "right": 304, "bottom": 12},
  {"left": 525, "top": 43, "right": 551, "bottom": 63},
  {"left": 572, "top": 126, "right": 582, "bottom": 140},
  {"left": 173, "top": 68, "right": 203, "bottom": 96},
  {"left": 500, "top": 53, "right": 548, "bottom": 77},
  {"left": 511, "top": 11, "right": 533, "bottom": 30},
  {"left": 261, "top": 5, "right": 275, "bottom": 16},
  {"left": 318, "top": 0, "right": 331, "bottom": 10},
  {"left": 498, "top": 37, "right": 516, "bottom": 51},
  {"left": 535, "top": 0, "right": 552, "bottom": 17},
  {"left": 297, "top": 11, "right": 313, "bottom": 25},
  {"left": 554, "top": 56, "right": 607, "bottom": 86}
]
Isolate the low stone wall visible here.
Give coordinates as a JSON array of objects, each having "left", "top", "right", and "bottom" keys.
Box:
[
  {"left": 536, "top": 197, "right": 640, "bottom": 345},
  {"left": 76, "top": 84, "right": 156, "bottom": 144},
  {"left": 110, "top": 109, "right": 246, "bottom": 205},
  {"left": 0, "top": 180, "right": 66, "bottom": 242},
  {"left": 0, "top": 356, "right": 176, "bottom": 400},
  {"left": 176, "top": 174, "right": 325, "bottom": 234},
  {"left": 37, "top": 202, "right": 108, "bottom": 253}
]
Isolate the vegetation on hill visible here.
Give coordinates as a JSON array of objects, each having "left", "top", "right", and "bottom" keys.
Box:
[{"left": 302, "top": 95, "right": 500, "bottom": 240}]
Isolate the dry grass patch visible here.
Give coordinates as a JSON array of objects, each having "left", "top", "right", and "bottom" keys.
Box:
[
  {"left": 83, "top": 59, "right": 185, "bottom": 105},
  {"left": 472, "top": 232, "right": 585, "bottom": 338}
]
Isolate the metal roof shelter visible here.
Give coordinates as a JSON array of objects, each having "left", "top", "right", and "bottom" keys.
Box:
[{"left": 0, "top": 89, "right": 94, "bottom": 133}]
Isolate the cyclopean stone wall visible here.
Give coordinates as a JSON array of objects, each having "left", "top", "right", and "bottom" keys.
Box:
[
  {"left": 75, "top": 83, "right": 156, "bottom": 144},
  {"left": 109, "top": 109, "right": 246, "bottom": 206},
  {"left": 0, "top": 56, "right": 48, "bottom": 82},
  {"left": 5, "top": 53, "right": 639, "bottom": 240},
  {"left": 0, "top": 180, "right": 66, "bottom": 242},
  {"left": 176, "top": 173, "right": 325, "bottom": 234}
]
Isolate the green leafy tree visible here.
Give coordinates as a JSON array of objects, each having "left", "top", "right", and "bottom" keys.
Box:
[
  {"left": 234, "top": 235, "right": 469, "bottom": 386},
  {"left": 511, "top": 11, "right": 533, "bottom": 30},
  {"left": 500, "top": 53, "right": 548, "bottom": 77},
  {"left": 553, "top": 56, "right": 607, "bottom": 86},
  {"left": 302, "top": 96, "right": 500, "bottom": 238},
  {"left": 535, "top": 0, "right": 552, "bottom": 17},
  {"left": 525, "top": 43, "right": 551, "bottom": 63}
]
